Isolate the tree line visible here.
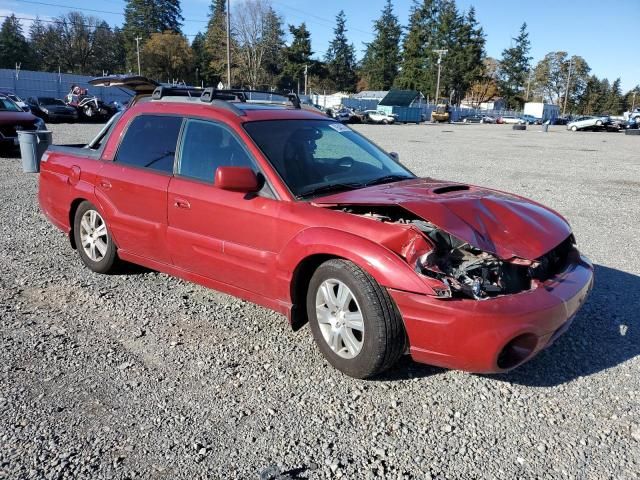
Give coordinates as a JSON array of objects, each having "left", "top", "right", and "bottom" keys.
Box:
[{"left": 0, "top": 0, "right": 637, "bottom": 114}]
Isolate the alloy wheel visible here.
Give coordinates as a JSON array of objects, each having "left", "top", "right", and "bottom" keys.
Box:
[
  {"left": 79, "top": 209, "right": 109, "bottom": 262},
  {"left": 315, "top": 279, "right": 364, "bottom": 359}
]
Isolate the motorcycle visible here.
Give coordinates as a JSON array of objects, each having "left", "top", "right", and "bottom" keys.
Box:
[{"left": 65, "top": 87, "right": 114, "bottom": 121}]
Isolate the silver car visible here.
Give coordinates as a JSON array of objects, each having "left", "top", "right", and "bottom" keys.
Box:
[{"left": 567, "top": 116, "right": 606, "bottom": 131}]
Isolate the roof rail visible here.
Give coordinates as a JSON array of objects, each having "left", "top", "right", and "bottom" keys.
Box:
[{"left": 151, "top": 85, "right": 204, "bottom": 100}]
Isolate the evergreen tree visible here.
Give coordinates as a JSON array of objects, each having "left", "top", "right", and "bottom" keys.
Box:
[
  {"left": 0, "top": 14, "right": 32, "bottom": 69},
  {"left": 191, "top": 32, "right": 208, "bottom": 86},
  {"left": 603, "top": 77, "right": 622, "bottom": 114},
  {"left": 28, "top": 18, "right": 62, "bottom": 72},
  {"left": 360, "top": 0, "right": 401, "bottom": 90},
  {"left": 396, "top": 0, "right": 438, "bottom": 93},
  {"left": 92, "top": 22, "right": 126, "bottom": 75},
  {"left": 204, "top": 0, "right": 233, "bottom": 86},
  {"left": 280, "top": 22, "right": 313, "bottom": 91},
  {"left": 497, "top": 22, "right": 532, "bottom": 109},
  {"left": 262, "top": 7, "right": 285, "bottom": 88},
  {"left": 325, "top": 11, "right": 357, "bottom": 92}
]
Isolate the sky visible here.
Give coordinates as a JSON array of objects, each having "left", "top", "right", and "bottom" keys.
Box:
[{"left": 3, "top": 0, "right": 639, "bottom": 91}]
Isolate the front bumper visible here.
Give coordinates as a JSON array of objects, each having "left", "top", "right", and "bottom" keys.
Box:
[{"left": 389, "top": 254, "right": 594, "bottom": 373}]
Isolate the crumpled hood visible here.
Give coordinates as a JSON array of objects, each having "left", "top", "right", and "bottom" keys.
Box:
[{"left": 315, "top": 178, "right": 572, "bottom": 260}]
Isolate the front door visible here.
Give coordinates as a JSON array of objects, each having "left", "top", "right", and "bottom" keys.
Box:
[{"left": 166, "top": 118, "right": 281, "bottom": 296}]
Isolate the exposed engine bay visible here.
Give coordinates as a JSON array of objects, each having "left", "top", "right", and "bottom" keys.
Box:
[{"left": 335, "top": 205, "right": 574, "bottom": 300}]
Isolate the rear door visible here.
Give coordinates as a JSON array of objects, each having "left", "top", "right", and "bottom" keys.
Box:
[
  {"left": 95, "top": 114, "right": 183, "bottom": 264},
  {"left": 167, "top": 118, "right": 281, "bottom": 295}
]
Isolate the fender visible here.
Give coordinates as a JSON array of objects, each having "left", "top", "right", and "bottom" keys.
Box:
[{"left": 275, "top": 226, "right": 436, "bottom": 300}]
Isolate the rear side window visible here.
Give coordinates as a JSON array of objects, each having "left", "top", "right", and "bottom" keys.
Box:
[
  {"left": 177, "top": 119, "right": 255, "bottom": 183},
  {"left": 115, "top": 115, "right": 183, "bottom": 173}
]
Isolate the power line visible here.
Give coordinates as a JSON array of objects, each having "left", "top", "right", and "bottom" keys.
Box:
[
  {"left": 0, "top": 15, "right": 200, "bottom": 37},
  {"left": 271, "top": 0, "right": 374, "bottom": 37},
  {"left": 14, "top": 0, "right": 209, "bottom": 24}
]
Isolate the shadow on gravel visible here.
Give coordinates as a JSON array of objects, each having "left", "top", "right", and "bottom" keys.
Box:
[
  {"left": 493, "top": 264, "right": 640, "bottom": 387},
  {"left": 0, "top": 148, "right": 21, "bottom": 159},
  {"left": 375, "top": 355, "right": 445, "bottom": 381}
]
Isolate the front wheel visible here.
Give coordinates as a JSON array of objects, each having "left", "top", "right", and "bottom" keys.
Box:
[
  {"left": 571, "top": 125, "right": 578, "bottom": 131},
  {"left": 307, "top": 259, "right": 406, "bottom": 378},
  {"left": 73, "top": 201, "right": 118, "bottom": 273},
  {"left": 595, "top": 120, "right": 602, "bottom": 126},
  {"left": 83, "top": 104, "right": 95, "bottom": 118}
]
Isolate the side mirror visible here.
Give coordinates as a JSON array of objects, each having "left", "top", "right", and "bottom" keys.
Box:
[
  {"left": 389, "top": 152, "right": 400, "bottom": 162},
  {"left": 215, "top": 166, "right": 259, "bottom": 193}
]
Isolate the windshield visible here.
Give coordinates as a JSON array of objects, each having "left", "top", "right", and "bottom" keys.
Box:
[
  {"left": 244, "top": 119, "right": 415, "bottom": 198},
  {"left": 0, "top": 97, "right": 22, "bottom": 112},
  {"left": 41, "top": 97, "right": 65, "bottom": 105}
]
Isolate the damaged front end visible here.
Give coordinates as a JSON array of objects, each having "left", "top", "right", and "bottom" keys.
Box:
[{"left": 334, "top": 205, "right": 576, "bottom": 300}]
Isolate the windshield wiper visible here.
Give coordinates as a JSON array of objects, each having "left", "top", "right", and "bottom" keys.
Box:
[
  {"left": 362, "top": 174, "right": 414, "bottom": 187},
  {"left": 297, "top": 182, "right": 362, "bottom": 199}
]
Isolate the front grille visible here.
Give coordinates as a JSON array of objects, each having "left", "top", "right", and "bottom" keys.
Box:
[{"left": 530, "top": 235, "right": 575, "bottom": 281}]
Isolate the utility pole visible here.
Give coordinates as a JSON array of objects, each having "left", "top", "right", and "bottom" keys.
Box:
[
  {"left": 562, "top": 56, "right": 573, "bottom": 117},
  {"left": 632, "top": 90, "right": 637, "bottom": 111},
  {"left": 135, "top": 36, "right": 142, "bottom": 75},
  {"left": 525, "top": 69, "right": 533, "bottom": 101},
  {"left": 433, "top": 49, "right": 448, "bottom": 103},
  {"left": 226, "top": 0, "right": 231, "bottom": 88},
  {"left": 304, "top": 64, "right": 308, "bottom": 96}
]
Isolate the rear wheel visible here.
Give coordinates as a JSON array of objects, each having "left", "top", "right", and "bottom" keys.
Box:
[
  {"left": 307, "top": 259, "right": 406, "bottom": 378},
  {"left": 595, "top": 119, "right": 602, "bottom": 126},
  {"left": 73, "top": 201, "right": 118, "bottom": 273},
  {"left": 571, "top": 125, "right": 577, "bottom": 131}
]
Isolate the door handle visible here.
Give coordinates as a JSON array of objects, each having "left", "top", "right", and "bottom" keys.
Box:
[
  {"left": 174, "top": 198, "right": 191, "bottom": 209},
  {"left": 99, "top": 179, "right": 112, "bottom": 190}
]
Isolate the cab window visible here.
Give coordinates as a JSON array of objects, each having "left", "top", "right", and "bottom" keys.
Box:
[
  {"left": 177, "top": 119, "right": 255, "bottom": 183},
  {"left": 115, "top": 115, "right": 183, "bottom": 173}
]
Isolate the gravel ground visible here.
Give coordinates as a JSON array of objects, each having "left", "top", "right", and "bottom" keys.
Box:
[{"left": 1, "top": 121, "right": 639, "bottom": 479}]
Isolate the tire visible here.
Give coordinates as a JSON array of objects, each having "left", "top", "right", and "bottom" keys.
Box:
[
  {"left": 595, "top": 120, "right": 602, "bottom": 126},
  {"left": 83, "top": 105, "right": 95, "bottom": 118},
  {"left": 73, "top": 201, "right": 118, "bottom": 274},
  {"left": 571, "top": 125, "right": 577, "bottom": 131},
  {"left": 306, "top": 259, "right": 406, "bottom": 378}
]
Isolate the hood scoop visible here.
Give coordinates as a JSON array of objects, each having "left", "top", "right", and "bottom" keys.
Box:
[{"left": 432, "top": 185, "right": 470, "bottom": 194}]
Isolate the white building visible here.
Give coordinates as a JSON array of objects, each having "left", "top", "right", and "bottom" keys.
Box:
[{"left": 524, "top": 102, "right": 560, "bottom": 121}]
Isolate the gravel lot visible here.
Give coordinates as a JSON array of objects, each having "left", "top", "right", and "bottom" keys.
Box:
[{"left": 1, "top": 121, "right": 639, "bottom": 479}]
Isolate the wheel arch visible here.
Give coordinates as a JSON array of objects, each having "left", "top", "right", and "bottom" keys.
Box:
[
  {"left": 280, "top": 227, "right": 433, "bottom": 331},
  {"left": 68, "top": 197, "right": 89, "bottom": 249}
]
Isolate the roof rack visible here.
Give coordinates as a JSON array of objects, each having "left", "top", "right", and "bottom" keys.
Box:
[
  {"left": 151, "top": 85, "right": 204, "bottom": 100},
  {"left": 200, "top": 88, "right": 301, "bottom": 109}
]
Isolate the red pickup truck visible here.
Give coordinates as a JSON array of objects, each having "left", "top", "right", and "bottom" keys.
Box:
[{"left": 38, "top": 78, "right": 593, "bottom": 378}]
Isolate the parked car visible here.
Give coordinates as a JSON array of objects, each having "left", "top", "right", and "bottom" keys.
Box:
[
  {"left": 0, "top": 91, "right": 30, "bottom": 112},
  {"left": 567, "top": 116, "right": 606, "bottom": 131},
  {"left": 604, "top": 118, "right": 626, "bottom": 132},
  {"left": 0, "top": 94, "right": 46, "bottom": 151},
  {"left": 497, "top": 115, "right": 525, "bottom": 125},
  {"left": 460, "top": 114, "right": 494, "bottom": 124},
  {"left": 363, "top": 110, "right": 397, "bottom": 124},
  {"left": 38, "top": 79, "right": 593, "bottom": 379},
  {"left": 553, "top": 117, "right": 569, "bottom": 125},
  {"left": 28, "top": 97, "right": 79, "bottom": 122},
  {"left": 520, "top": 114, "right": 542, "bottom": 125}
]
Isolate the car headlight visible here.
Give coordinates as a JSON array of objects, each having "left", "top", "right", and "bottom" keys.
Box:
[{"left": 34, "top": 117, "right": 46, "bottom": 130}]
